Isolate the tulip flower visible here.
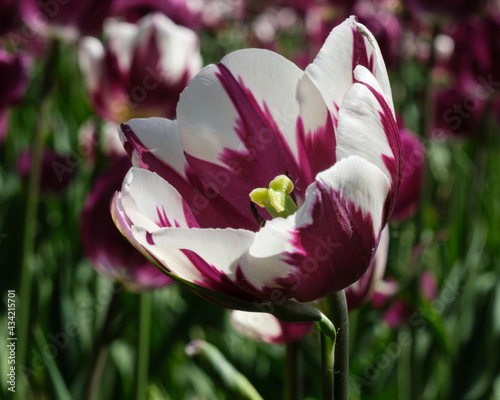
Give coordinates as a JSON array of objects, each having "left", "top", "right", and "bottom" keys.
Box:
[
  {"left": 81, "top": 156, "right": 171, "bottom": 291},
  {"left": 19, "top": 0, "right": 113, "bottom": 40},
  {"left": 16, "top": 148, "right": 75, "bottom": 193},
  {"left": 0, "top": 48, "right": 30, "bottom": 142},
  {"left": 112, "top": 16, "right": 402, "bottom": 314},
  {"left": 230, "top": 310, "right": 314, "bottom": 344},
  {"left": 112, "top": 0, "right": 245, "bottom": 30},
  {"left": 79, "top": 12, "right": 202, "bottom": 123}
]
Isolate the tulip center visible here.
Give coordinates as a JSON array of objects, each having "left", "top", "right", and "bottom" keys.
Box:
[{"left": 250, "top": 175, "right": 298, "bottom": 219}]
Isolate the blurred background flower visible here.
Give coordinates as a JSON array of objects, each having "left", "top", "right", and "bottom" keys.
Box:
[{"left": 78, "top": 12, "right": 202, "bottom": 123}]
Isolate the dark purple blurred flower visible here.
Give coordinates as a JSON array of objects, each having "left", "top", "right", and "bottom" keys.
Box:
[
  {"left": 19, "top": 0, "right": 114, "bottom": 39},
  {"left": 81, "top": 156, "right": 171, "bottom": 291},
  {"left": 0, "top": 0, "right": 23, "bottom": 35},
  {"left": 230, "top": 310, "right": 314, "bottom": 344},
  {"left": 16, "top": 148, "right": 75, "bottom": 193},
  {"left": 402, "top": 0, "right": 489, "bottom": 20},
  {"left": 391, "top": 128, "right": 426, "bottom": 220},
  {"left": 432, "top": 81, "right": 487, "bottom": 138},
  {"left": 0, "top": 48, "right": 30, "bottom": 141},
  {"left": 78, "top": 12, "right": 202, "bottom": 123},
  {"left": 447, "top": 15, "right": 500, "bottom": 87}
]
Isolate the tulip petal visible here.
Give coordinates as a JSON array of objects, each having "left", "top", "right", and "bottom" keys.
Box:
[
  {"left": 104, "top": 18, "right": 138, "bottom": 74},
  {"left": 336, "top": 66, "right": 402, "bottom": 220},
  {"left": 120, "top": 167, "right": 199, "bottom": 231},
  {"left": 345, "top": 226, "right": 389, "bottom": 309},
  {"left": 120, "top": 118, "right": 256, "bottom": 230},
  {"left": 231, "top": 310, "right": 313, "bottom": 344},
  {"left": 177, "top": 48, "right": 336, "bottom": 217},
  {"left": 305, "top": 16, "right": 394, "bottom": 119}
]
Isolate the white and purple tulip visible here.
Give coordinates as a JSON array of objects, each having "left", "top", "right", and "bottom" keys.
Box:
[
  {"left": 111, "top": 16, "right": 402, "bottom": 311},
  {"left": 78, "top": 12, "right": 202, "bottom": 123}
]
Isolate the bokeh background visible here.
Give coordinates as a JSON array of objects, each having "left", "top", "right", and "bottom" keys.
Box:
[{"left": 1, "top": 0, "right": 500, "bottom": 399}]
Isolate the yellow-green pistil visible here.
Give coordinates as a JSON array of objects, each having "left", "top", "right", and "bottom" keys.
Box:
[{"left": 250, "top": 175, "right": 298, "bottom": 218}]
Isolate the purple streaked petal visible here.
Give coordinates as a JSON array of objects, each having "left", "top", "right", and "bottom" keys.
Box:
[
  {"left": 336, "top": 66, "right": 402, "bottom": 223},
  {"left": 120, "top": 167, "right": 199, "bottom": 231},
  {"left": 132, "top": 224, "right": 259, "bottom": 302},
  {"left": 177, "top": 49, "right": 335, "bottom": 222},
  {"left": 305, "top": 16, "right": 394, "bottom": 120},
  {"left": 120, "top": 118, "right": 256, "bottom": 230}
]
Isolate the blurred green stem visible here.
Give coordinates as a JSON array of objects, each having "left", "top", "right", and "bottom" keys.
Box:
[
  {"left": 136, "top": 292, "right": 152, "bottom": 400},
  {"left": 284, "top": 341, "right": 302, "bottom": 400},
  {"left": 319, "top": 290, "right": 349, "bottom": 400},
  {"left": 16, "top": 41, "right": 59, "bottom": 400},
  {"left": 86, "top": 285, "right": 121, "bottom": 400}
]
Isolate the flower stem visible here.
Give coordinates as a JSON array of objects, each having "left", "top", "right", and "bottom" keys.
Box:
[
  {"left": 136, "top": 292, "right": 152, "bottom": 400},
  {"left": 321, "top": 332, "right": 335, "bottom": 400},
  {"left": 284, "top": 340, "right": 302, "bottom": 400},
  {"left": 330, "top": 291, "right": 349, "bottom": 400},
  {"left": 319, "top": 290, "right": 349, "bottom": 400},
  {"left": 16, "top": 41, "right": 59, "bottom": 400}
]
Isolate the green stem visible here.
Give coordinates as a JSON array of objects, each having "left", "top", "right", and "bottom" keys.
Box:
[
  {"left": 321, "top": 332, "right": 335, "bottom": 400},
  {"left": 136, "top": 292, "right": 152, "bottom": 400},
  {"left": 284, "top": 341, "right": 302, "bottom": 400},
  {"left": 330, "top": 291, "right": 349, "bottom": 400},
  {"left": 16, "top": 41, "right": 59, "bottom": 400},
  {"left": 319, "top": 290, "right": 349, "bottom": 400}
]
